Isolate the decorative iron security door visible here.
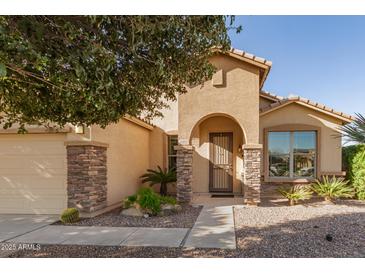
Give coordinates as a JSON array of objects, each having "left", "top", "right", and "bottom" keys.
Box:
[{"left": 209, "top": 132, "right": 233, "bottom": 192}]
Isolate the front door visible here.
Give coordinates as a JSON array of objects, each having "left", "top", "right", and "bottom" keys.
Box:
[{"left": 209, "top": 132, "right": 233, "bottom": 192}]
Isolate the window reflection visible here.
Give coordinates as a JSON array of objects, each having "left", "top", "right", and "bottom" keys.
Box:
[
  {"left": 293, "top": 132, "right": 316, "bottom": 177},
  {"left": 268, "top": 132, "right": 290, "bottom": 177},
  {"left": 268, "top": 131, "right": 316, "bottom": 178}
]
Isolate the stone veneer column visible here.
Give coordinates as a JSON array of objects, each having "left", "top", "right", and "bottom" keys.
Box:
[
  {"left": 66, "top": 142, "right": 108, "bottom": 213},
  {"left": 175, "top": 145, "right": 194, "bottom": 203},
  {"left": 242, "top": 144, "right": 262, "bottom": 205}
]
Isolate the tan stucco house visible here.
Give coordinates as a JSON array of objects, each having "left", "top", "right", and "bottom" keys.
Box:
[{"left": 0, "top": 48, "right": 353, "bottom": 214}]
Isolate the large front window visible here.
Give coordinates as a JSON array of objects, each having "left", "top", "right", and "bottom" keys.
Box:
[{"left": 268, "top": 131, "right": 316, "bottom": 178}]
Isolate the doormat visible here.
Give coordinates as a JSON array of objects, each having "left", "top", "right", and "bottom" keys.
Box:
[{"left": 211, "top": 194, "right": 235, "bottom": 198}]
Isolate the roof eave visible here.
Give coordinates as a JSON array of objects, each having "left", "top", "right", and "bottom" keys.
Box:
[
  {"left": 260, "top": 100, "right": 353, "bottom": 124},
  {"left": 212, "top": 48, "right": 272, "bottom": 88}
]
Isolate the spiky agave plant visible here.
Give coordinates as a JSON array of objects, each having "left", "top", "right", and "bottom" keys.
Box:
[
  {"left": 278, "top": 185, "right": 313, "bottom": 206},
  {"left": 341, "top": 113, "right": 365, "bottom": 144},
  {"left": 311, "top": 176, "right": 355, "bottom": 203},
  {"left": 140, "top": 166, "right": 176, "bottom": 196}
]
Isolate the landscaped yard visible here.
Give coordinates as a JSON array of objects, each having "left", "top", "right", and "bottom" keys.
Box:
[
  {"left": 8, "top": 199, "right": 365, "bottom": 258},
  {"left": 54, "top": 205, "right": 202, "bottom": 228},
  {"left": 234, "top": 199, "right": 365, "bottom": 257}
]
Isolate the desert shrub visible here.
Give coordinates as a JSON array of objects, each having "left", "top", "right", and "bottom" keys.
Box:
[
  {"left": 60, "top": 208, "right": 80, "bottom": 224},
  {"left": 311, "top": 176, "right": 355, "bottom": 202},
  {"left": 277, "top": 185, "right": 312, "bottom": 206},
  {"left": 137, "top": 188, "right": 161, "bottom": 215},
  {"left": 343, "top": 145, "right": 365, "bottom": 199},
  {"left": 121, "top": 188, "right": 178, "bottom": 215},
  {"left": 121, "top": 194, "right": 138, "bottom": 209},
  {"left": 159, "top": 195, "right": 177, "bottom": 205}
]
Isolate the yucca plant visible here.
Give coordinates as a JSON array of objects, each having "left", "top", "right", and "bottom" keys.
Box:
[
  {"left": 311, "top": 176, "right": 355, "bottom": 203},
  {"left": 278, "top": 185, "right": 313, "bottom": 206},
  {"left": 140, "top": 166, "right": 176, "bottom": 196}
]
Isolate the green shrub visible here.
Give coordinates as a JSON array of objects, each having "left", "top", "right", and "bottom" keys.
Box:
[
  {"left": 159, "top": 195, "right": 177, "bottom": 205},
  {"left": 311, "top": 176, "right": 355, "bottom": 202},
  {"left": 122, "top": 194, "right": 138, "bottom": 209},
  {"left": 60, "top": 208, "right": 80, "bottom": 224},
  {"left": 137, "top": 188, "right": 161, "bottom": 215},
  {"left": 278, "top": 185, "right": 312, "bottom": 206},
  {"left": 121, "top": 188, "right": 178, "bottom": 215},
  {"left": 343, "top": 145, "right": 365, "bottom": 200},
  {"left": 128, "top": 194, "right": 137, "bottom": 203}
]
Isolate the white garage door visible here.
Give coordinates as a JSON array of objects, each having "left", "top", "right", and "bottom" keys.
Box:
[{"left": 0, "top": 134, "right": 67, "bottom": 214}]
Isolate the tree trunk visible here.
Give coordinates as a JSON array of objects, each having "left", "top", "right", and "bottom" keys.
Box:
[
  {"left": 289, "top": 199, "right": 295, "bottom": 206},
  {"left": 160, "top": 182, "right": 167, "bottom": 196}
]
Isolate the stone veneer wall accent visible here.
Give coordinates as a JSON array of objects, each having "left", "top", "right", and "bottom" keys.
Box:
[
  {"left": 175, "top": 145, "right": 194, "bottom": 203},
  {"left": 242, "top": 145, "right": 262, "bottom": 205},
  {"left": 66, "top": 144, "right": 107, "bottom": 213}
]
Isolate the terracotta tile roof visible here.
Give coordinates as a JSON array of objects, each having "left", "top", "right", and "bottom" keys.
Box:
[
  {"left": 212, "top": 47, "right": 272, "bottom": 89},
  {"left": 229, "top": 48, "right": 273, "bottom": 67},
  {"left": 260, "top": 95, "right": 354, "bottom": 123},
  {"left": 260, "top": 90, "right": 283, "bottom": 101},
  {"left": 124, "top": 115, "right": 154, "bottom": 129}
]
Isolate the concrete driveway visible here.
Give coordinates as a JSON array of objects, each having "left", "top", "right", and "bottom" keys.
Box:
[{"left": 0, "top": 214, "right": 57, "bottom": 242}]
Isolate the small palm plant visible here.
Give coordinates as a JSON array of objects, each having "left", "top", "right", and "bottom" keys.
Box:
[
  {"left": 311, "top": 176, "right": 354, "bottom": 203},
  {"left": 341, "top": 113, "right": 365, "bottom": 144},
  {"left": 278, "top": 185, "right": 313, "bottom": 206},
  {"left": 140, "top": 166, "right": 176, "bottom": 196}
]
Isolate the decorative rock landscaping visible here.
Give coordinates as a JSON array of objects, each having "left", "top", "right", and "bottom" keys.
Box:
[
  {"left": 234, "top": 199, "right": 365, "bottom": 257},
  {"left": 120, "top": 207, "right": 144, "bottom": 217},
  {"left": 19, "top": 199, "right": 365, "bottom": 258},
  {"left": 54, "top": 204, "right": 202, "bottom": 228}
]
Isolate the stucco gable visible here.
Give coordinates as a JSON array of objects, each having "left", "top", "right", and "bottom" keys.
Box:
[
  {"left": 260, "top": 97, "right": 353, "bottom": 124},
  {"left": 213, "top": 48, "right": 272, "bottom": 89}
]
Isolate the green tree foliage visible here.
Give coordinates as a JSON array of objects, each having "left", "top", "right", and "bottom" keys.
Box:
[
  {"left": 343, "top": 145, "right": 365, "bottom": 199},
  {"left": 0, "top": 16, "right": 240, "bottom": 131}
]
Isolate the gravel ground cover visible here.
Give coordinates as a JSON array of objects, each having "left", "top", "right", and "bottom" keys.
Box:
[
  {"left": 53, "top": 205, "right": 202, "bottom": 228},
  {"left": 9, "top": 200, "right": 365, "bottom": 258},
  {"left": 234, "top": 200, "right": 365, "bottom": 257},
  {"left": 8, "top": 245, "right": 236, "bottom": 258}
]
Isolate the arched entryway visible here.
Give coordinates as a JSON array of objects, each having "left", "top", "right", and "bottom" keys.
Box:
[
  {"left": 189, "top": 114, "right": 245, "bottom": 195},
  {"left": 175, "top": 112, "right": 262, "bottom": 205}
]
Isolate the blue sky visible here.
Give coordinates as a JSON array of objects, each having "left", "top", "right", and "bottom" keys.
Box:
[{"left": 228, "top": 16, "right": 365, "bottom": 116}]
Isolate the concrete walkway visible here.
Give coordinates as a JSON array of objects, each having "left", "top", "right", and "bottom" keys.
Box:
[
  {"left": 1, "top": 199, "right": 237, "bottom": 250},
  {"left": 184, "top": 204, "right": 236, "bottom": 249},
  {"left": 0, "top": 215, "right": 57, "bottom": 242},
  {"left": 6, "top": 225, "right": 189, "bottom": 248}
]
